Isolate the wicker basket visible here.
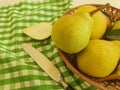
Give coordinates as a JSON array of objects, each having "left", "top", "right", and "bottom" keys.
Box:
[{"left": 58, "top": 4, "right": 120, "bottom": 90}]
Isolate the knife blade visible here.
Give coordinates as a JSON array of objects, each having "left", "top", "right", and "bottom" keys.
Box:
[{"left": 21, "top": 43, "right": 74, "bottom": 90}]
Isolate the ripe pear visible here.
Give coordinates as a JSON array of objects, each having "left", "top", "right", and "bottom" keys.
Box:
[
  {"left": 74, "top": 5, "right": 109, "bottom": 39},
  {"left": 112, "top": 20, "right": 120, "bottom": 30},
  {"left": 111, "top": 40, "right": 120, "bottom": 55},
  {"left": 51, "top": 12, "right": 93, "bottom": 54},
  {"left": 96, "top": 64, "right": 120, "bottom": 82},
  {"left": 77, "top": 39, "right": 120, "bottom": 77}
]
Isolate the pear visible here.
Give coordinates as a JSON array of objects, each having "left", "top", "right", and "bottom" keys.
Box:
[
  {"left": 105, "top": 20, "right": 120, "bottom": 40},
  {"left": 74, "top": 5, "right": 109, "bottom": 39},
  {"left": 96, "top": 64, "right": 120, "bottom": 82},
  {"left": 51, "top": 4, "right": 110, "bottom": 54},
  {"left": 77, "top": 39, "right": 120, "bottom": 77},
  {"left": 111, "top": 40, "right": 120, "bottom": 55},
  {"left": 112, "top": 20, "right": 120, "bottom": 30},
  {"left": 51, "top": 12, "right": 93, "bottom": 54}
]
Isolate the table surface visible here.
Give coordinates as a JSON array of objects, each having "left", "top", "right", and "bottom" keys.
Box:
[
  {"left": 0, "top": 0, "right": 120, "bottom": 8},
  {"left": 72, "top": 0, "right": 120, "bottom": 8}
]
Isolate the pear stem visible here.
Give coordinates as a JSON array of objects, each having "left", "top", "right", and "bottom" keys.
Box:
[{"left": 90, "top": 3, "right": 110, "bottom": 16}]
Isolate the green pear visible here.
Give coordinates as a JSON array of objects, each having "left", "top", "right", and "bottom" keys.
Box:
[{"left": 51, "top": 12, "right": 93, "bottom": 54}]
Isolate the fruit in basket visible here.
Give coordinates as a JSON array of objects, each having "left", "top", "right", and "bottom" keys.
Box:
[
  {"left": 112, "top": 20, "right": 120, "bottom": 30},
  {"left": 51, "top": 12, "right": 93, "bottom": 54},
  {"left": 112, "top": 40, "right": 120, "bottom": 48},
  {"left": 111, "top": 40, "right": 120, "bottom": 54},
  {"left": 105, "top": 20, "right": 120, "bottom": 40},
  {"left": 77, "top": 39, "right": 119, "bottom": 77},
  {"left": 96, "top": 64, "right": 120, "bottom": 82},
  {"left": 74, "top": 5, "right": 109, "bottom": 39}
]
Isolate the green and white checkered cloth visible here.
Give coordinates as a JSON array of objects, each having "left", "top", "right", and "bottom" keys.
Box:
[{"left": 0, "top": 0, "right": 96, "bottom": 90}]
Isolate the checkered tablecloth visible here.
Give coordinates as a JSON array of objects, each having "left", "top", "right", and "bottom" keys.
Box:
[{"left": 0, "top": 0, "right": 96, "bottom": 90}]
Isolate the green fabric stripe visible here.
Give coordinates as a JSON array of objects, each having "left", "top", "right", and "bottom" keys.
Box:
[
  {"left": 0, "top": 75, "right": 52, "bottom": 85},
  {"left": 14, "top": 85, "right": 63, "bottom": 90},
  {"left": 84, "top": 86, "right": 96, "bottom": 90}
]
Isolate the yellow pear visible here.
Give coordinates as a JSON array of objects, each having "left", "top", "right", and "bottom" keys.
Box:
[
  {"left": 77, "top": 39, "right": 119, "bottom": 77},
  {"left": 112, "top": 20, "right": 120, "bottom": 30},
  {"left": 111, "top": 40, "right": 120, "bottom": 55},
  {"left": 74, "top": 5, "right": 109, "bottom": 39},
  {"left": 51, "top": 12, "right": 93, "bottom": 54}
]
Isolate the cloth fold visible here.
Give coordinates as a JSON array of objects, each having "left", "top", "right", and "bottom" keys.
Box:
[{"left": 0, "top": 0, "right": 96, "bottom": 90}]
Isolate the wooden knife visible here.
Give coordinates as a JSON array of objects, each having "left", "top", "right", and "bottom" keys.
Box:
[{"left": 21, "top": 43, "right": 74, "bottom": 90}]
